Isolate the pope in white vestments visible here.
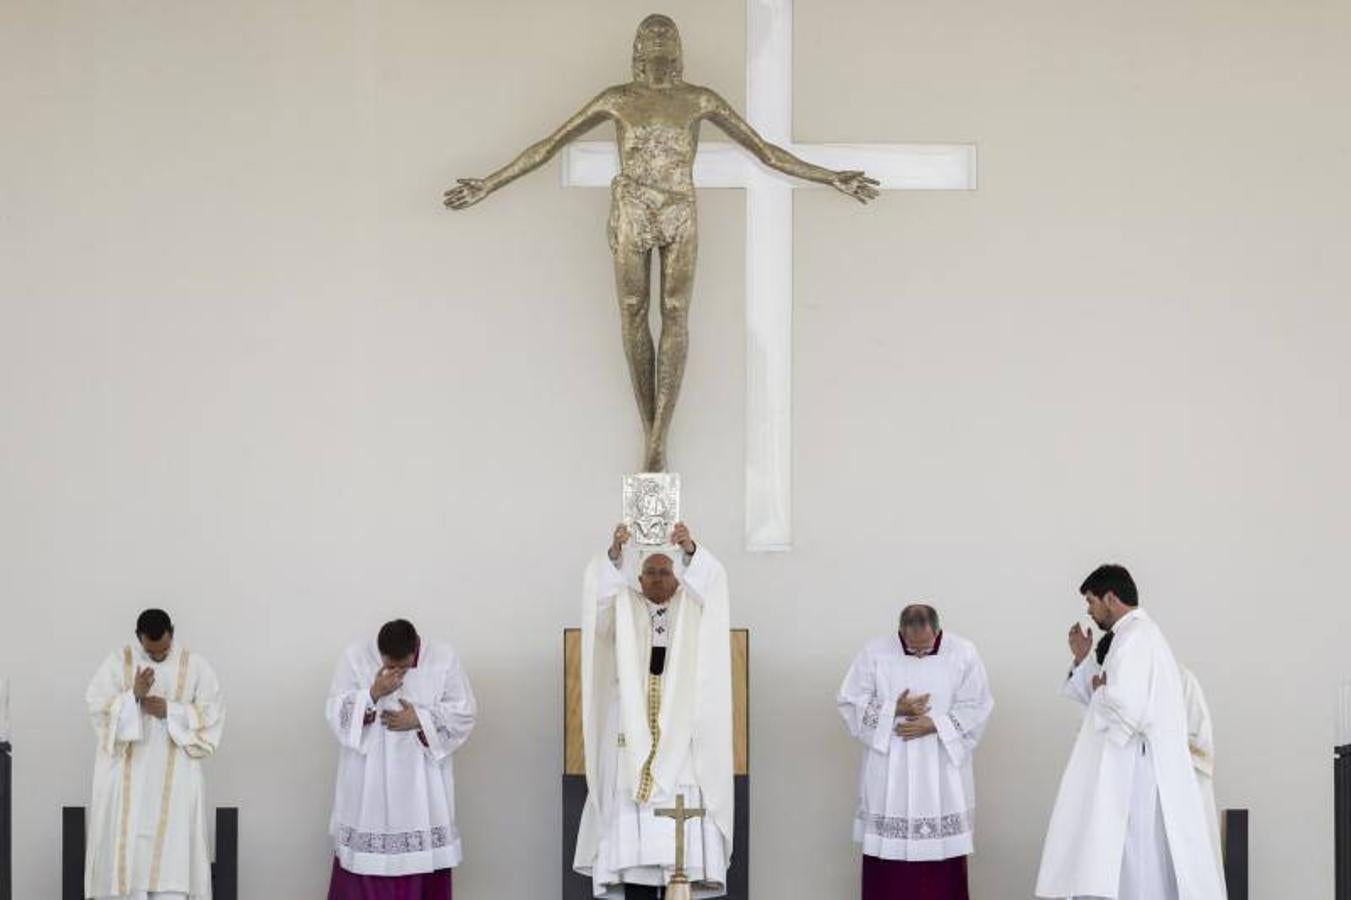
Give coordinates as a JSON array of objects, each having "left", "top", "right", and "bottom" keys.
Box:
[
  {"left": 84, "top": 609, "right": 225, "bottom": 900},
  {"left": 837, "top": 604, "right": 994, "bottom": 900},
  {"left": 325, "top": 619, "right": 476, "bottom": 900},
  {"left": 1036, "top": 565, "right": 1226, "bottom": 900},
  {"left": 574, "top": 522, "right": 734, "bottom": 900}
]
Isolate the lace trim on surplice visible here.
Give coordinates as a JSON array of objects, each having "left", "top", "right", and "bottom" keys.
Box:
[
  {"left": 861, "top": 693, "right": 882, "bottom": 730},
  {"left": 338, "top": 695, "right": 357, "bottom": 731},
  {"left": 336, "top": 825, "right": 451, "bottom": 855},
  {"left": 857, "top": 808, "right": 975, "bottom": 841}
]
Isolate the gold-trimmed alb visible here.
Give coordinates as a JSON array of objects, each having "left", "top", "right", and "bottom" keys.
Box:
[
  {"left": 114, "top": 646, "right": 135, "bottom": 896},
  {"left": 147, "top": 648, "right": 191, "bottom": 891}
]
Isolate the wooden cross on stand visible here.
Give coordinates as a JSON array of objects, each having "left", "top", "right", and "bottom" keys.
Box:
[{"left": 654, "top": 792, "right": 706, "bottom": 896}]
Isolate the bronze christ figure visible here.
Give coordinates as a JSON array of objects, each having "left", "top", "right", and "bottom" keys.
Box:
[{"left": 445, "top": 14, "right": 877, "bottom": 472}]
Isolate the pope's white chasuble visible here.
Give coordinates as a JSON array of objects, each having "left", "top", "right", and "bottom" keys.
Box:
[{"left": 575, "top": 547, "right": 734, "bottom": 899}]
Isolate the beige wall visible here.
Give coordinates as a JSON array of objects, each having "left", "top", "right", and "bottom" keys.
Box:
[{"left": 2, "top": 1, "right": 1348, "bottom": 896}]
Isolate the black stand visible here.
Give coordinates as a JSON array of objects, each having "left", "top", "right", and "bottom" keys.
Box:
[
  {"left": 1337, "top": 744, "right": 1350, "bottom": 900},
  {"left": 1223, "top": 808, "right": 1248, "bottom": 900},
  {"left": 212, "top": 807, "right": 238, "bottom": 900},
  {"left": 62, "top": 807, "right": 81, "bottom": 900},
  {"left": 62, "top": 805, "right": 237, "bottom": 900},
  {"left": 0, "top": 742, "right": 11, "bottom": 900}
]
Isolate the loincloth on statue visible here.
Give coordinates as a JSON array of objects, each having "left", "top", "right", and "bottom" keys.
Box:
[{"left": 607, "top": 175, "right": 696, "bottom": 254}]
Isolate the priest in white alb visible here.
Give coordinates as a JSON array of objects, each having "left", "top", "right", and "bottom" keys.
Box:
[
  {"left": 325, "top": 618, "right": 477, "bottom": 900},
  {"left": 84, "top": 608, "right": 225, "bottom": 900},
  {"left": 1061, "top": 621, "right": 1226, "bottom": 885},
  {"left": 574, "top": 521, "right": 734, "bottom": 900},
  {"left": 1036, "top": 564, "right": 1226, "bottom": 900},
  {"left": 1179, "top": 668, "right": 1224, "bottom": 879},
  {"left": 837, "top": 603, "right": 994, "bottom": 900}
]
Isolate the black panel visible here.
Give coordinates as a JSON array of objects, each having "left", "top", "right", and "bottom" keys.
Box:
[
  {"left": 563, "top": 774, "right": 749, "bottom": 900},
  {"left": 1337, "top": 745, "right": 1350, "bottom": 900},
  {"left": 562, "top": 774, "right": 589, "bottom": 900},
  {"left": 728, "top": 776, "right": 749, "bottom": 900},
  {"left": 62, "top": 806, "right": 84, "bottom": 900},
  {"left": 212, "top": 807, "right": 239, "bottom": 900},
  {"left": 0, "top": 743, "right": 10, "bottom": 900},
  {"left": 1223, "top": 808, "right": 1248, "bottom": 900}
]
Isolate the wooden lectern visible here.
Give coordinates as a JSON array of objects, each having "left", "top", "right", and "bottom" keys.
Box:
[{"left": 562, "top": 628, "right": 749, "bottom": 899}]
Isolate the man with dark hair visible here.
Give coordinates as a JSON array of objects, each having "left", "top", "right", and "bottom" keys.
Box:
[
  {"left": 377, "top": 619, "right": 419, "bottom": 661},
  {"left": 84, "top": 609, "right": 225, "bottom": 900},
  {"left": 1078, "top": 565, "right": 1139, "bottom": 609},
  {"left": 325, "top": 619, "right": 477, "bottom": 900},
  {"left": 136, "top": 608, "right": 174, "bottom": 644},
  {"left": 837, "top": 603, "right": 994, "bottom": 900},
  {"left": 1037, "top": 566, "right": 1225, "bottom": 900}
]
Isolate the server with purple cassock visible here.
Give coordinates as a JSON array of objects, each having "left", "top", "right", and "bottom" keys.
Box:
[{"left": 837, "top": 604, "right": 994, "bottom": 900}]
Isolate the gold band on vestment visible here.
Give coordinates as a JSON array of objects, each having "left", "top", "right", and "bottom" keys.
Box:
[
  {"left": 148, "top": 649, "right": 191, "bottom": 890},
  {"left": 114, "top": 646, "right": 136, "bottom": 895},
  {"left": 637, "top": 672, "right": 663, "bottom": 803}
]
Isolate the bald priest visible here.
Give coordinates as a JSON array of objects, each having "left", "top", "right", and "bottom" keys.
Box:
[
  {"left": 574, "top": 521, "right": 734, "bottom": 899},
  {"left": 837, "top": 603, "right": 994, "bottom": 900}
]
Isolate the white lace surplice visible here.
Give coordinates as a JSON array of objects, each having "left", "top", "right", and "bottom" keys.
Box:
[
  {"left": 837, "top": 631, "right": 993, "bottom": 861},
  {"left": 325, "top": 639, "right": 476, "bottom": 877}
]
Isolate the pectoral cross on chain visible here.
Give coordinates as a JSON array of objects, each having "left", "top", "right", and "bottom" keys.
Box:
[{"left": 654, "top": 793, "right": 706, "bottom": 877}]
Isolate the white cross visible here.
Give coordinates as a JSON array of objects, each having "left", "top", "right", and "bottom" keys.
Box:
[{"left": 561, "top": 0, "right": 976, "bottom": 551}]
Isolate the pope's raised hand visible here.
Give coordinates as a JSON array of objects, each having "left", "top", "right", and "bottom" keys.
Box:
[
  {"left": 443, "top": 178, "right": 488, "bottom": 210},
  {"left": 609, "top": 523, "right": 631, "bottom": 560},
  {"left": 831, "top": 170, "right": 880, "bottom": 204},
  {"left": 671, "top": 521, "right": 695, "bottom": 554}
]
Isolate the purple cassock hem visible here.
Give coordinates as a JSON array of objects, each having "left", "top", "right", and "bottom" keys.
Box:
[
  {"left": 327, "top": 858, "right": 453, "bottom": 900},
  {"left": 861, "top": 854, "right": 969, "bottom": 900}
]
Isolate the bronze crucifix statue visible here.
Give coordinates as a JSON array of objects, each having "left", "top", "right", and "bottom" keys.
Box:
[{"left": 444, "top": 14, "right": 877, "bottom": 472}]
